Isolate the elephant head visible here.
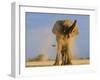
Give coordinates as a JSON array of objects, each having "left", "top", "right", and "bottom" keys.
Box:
[{"left": 52, "top": 19, "right": 79, "bottom": 37}]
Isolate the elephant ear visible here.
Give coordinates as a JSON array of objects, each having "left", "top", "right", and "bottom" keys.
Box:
[
  {"left": 52, "top": 20, "right": 65, "bottom": 35},
  {"left": 68, "top": 20, "right": 77, "bottom": 33}
]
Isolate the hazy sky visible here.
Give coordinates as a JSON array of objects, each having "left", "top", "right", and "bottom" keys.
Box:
[{"left": 25, "top": 12, "right": 89, "bottom": 60}]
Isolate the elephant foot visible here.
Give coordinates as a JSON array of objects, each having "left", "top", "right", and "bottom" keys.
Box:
[
  {"left": 61, "top": 62, "right": 67, "bottom": 65},
  {"left": 61, "top": 61, "right": 72, "bottom": 65},
  {"left": 61, "top": 63, "right": 64, "bottom": 65},
  {"left": 66, "top": 62, "right": 72, "bottom": 65},
  {"left": 61, "top": 61, "right": 66, "bottom": 65},
  {"left": 53, "top": 62, "right": 60, "bottom": 65},
  {"left": 53, "top": 63, "right": 60, "bottom": 65}
]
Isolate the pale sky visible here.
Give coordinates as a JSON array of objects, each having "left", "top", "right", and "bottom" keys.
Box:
[{"left": 25, "top": 12, "right": 89, "bottom": 60}]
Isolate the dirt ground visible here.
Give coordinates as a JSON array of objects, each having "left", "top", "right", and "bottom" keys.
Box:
[{"left": 26, "top": 59, "right": 89, "bottom": 67}]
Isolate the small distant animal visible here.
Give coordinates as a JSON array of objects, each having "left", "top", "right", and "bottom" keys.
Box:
[{"left": 52, "top": 19, "right": 79, "bottom": 65}]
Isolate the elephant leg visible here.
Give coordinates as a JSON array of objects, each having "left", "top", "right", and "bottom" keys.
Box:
[
  {"left": 54, "top": 43, "right": 62, "bottom": 65},
  {"left": 54, "top": 53, "right": 60, "bottom": 65},
  {"left": 66, "top": 49, "right": 72, "bottom": 65},
  {"left": 61, "top": 47, "right": 68, "bottom": 65},
  {"left": 61, "top": 49, "right": 65, "bottom": 65},
  {"left": 64, "top": 49, "right": 72, "bottom": 65}
]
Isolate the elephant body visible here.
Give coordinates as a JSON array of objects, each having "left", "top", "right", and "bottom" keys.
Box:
[{"left": 52, "top": 19, "right": 79, "bottom": 65}]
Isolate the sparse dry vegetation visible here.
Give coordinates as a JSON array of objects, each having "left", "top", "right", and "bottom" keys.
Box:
[{"left": 27, "top": 54, "right": 48, "bottom": 62}]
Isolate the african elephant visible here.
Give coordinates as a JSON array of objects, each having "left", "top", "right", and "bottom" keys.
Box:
[{"left": 52, "top": 19, "right": 79, "bottom": 65}]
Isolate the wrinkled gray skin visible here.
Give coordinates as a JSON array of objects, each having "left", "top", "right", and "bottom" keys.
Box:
[{"left": 52, "top": 19, "right": 79, "bottom": 65}]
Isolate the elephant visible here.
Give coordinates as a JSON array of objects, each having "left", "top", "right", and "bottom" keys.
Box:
[{"left": 52, "top": 19, "right": 79, "bottom": 65}]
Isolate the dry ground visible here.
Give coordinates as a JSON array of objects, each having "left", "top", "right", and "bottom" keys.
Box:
[{"left": 26, "top": 59, "right": 89, "bottom": 67}]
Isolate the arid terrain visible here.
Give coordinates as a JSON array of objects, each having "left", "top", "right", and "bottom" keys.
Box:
[{"left": 26, "top": 59, "right": 89, "bottom": 67}]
